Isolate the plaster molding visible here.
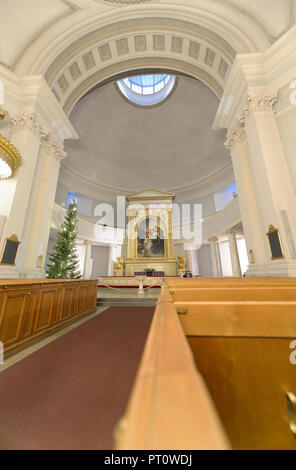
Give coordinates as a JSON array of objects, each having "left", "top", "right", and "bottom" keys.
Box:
[
  {"left": 16, "top": 5, "right": 264, "bottom": 79},
  {"left": 42, "top": 136, "right": 67, "bottom": 162},
  {"left": 225, "top": 125, "right": 246, "bottom": 150},
  {"left": 247, "top": 94, "right": 278, "bottom": 113},
  {"left": 9, "top": 113, "right": 49, "bottom": 140}
]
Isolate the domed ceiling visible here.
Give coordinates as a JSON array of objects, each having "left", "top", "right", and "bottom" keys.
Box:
[{"left": 63, "top": 74, "right": 233, "bottom": 198}]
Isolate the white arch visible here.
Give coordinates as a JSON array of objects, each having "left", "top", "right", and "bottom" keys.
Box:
[{"left": 15, "top": 3, "right": 269, "bottom": 78}]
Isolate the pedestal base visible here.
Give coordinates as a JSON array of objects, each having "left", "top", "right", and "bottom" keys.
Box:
[
  {"left": 246, "top": 260, "right": 296, "bottom": 277},
  {"left": 0, "top": 266, "right": 19, "bottom": 279},
  {"left": 125, "top": 260, "right": 177, "bottom": 276}
]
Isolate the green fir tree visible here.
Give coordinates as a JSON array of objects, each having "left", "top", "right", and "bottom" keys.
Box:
[{"left": 46, "top": 199, "right": 82, "bottom": 279}]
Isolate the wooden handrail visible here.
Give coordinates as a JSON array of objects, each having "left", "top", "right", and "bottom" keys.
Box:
[{"left": 115, "top": 284, "right": 230, "bottom": 450}]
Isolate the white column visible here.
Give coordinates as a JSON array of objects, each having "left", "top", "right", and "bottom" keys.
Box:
[
  {"left": 226, "top": 128, "right": 267, "bottom": 269},
  {"left": 0, "top": 115, "right": 44, "bottom": 278},
  {"left": 185, "top": 246, "right": 200, "bottom": 276},
  {"left": 83, "top": 240, "right": 93, "bottom": 279},
  {"left": 208, "top": 237, "right": 220, "bottom": 278},
  {"left": 227, "top": 230, "right": 242, "bottom": 277},
  {"left": 244, "top": 95, "right": 296, "bottom": 275},
  {"left": 185, "top": 248, "right": 193, "bottom": 274},
  {"left": 18, "top": 137, "right": 66, "bottom": 277}
]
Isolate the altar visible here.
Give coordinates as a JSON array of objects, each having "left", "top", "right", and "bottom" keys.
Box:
[{"left": 123, "top": 190, "right": 177, "bottom": 276}]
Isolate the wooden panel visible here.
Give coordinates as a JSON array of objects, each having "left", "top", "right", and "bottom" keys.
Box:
[
  {"left": 175, "top": 301, "right": 296, "bottom": 337},
  {"left": 61, "top": 287, "right": 73, "bottom": 320},
  {"left": 34, "top": 289, "right": 55, "bottom": 332},
  {"left": 78, "top": 286, "right": 87, "bottom": 313},
  {"left": 171, "top": 287, "right": 296, "bottom": 302},
  {"left": 18, "top": 290, "right": 37, "bottom": 339},
  {"left": 0, "top": 291, "right": 27, "bottom": 345},
  {"left": 52, "top": 287, "right": 64, "bottom": 324},
  {"left": 0, "top": 279, "right": 98, "bottom": 356},
  {"left": 188, "top": 336, "right": 296, "bottom": 450}
]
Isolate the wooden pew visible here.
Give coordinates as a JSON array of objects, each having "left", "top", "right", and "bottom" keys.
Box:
[
  {"left": 0, "top": 279, "right": 97, "bottom": 357},
  {"left": 115, "top": 285, "right": 230, "bottom": 450},
  {"left": 165, "top": 277, "right": 296, "bottom": 449}
]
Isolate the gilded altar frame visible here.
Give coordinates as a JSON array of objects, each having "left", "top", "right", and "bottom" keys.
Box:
[{"left": 125, "top": 190, "right": 177, "bottom": 275}]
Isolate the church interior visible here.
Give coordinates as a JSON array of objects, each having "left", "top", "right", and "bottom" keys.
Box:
[{"left": 0, "top": 0, "right": 296, "bottom": 451}]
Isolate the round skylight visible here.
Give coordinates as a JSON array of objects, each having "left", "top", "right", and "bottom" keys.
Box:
[{"left": 117, "top": 74, "right": 176, "bottom": 106}]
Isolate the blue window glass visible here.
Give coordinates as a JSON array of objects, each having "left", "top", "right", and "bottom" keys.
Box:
[{"left": 118, "top": 74, "right": 176, "bottom": 106}]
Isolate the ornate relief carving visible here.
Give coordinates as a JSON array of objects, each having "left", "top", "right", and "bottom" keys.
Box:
[
  {"left": 9, "top": 113, "right": 48, "bottom": 140},
  {"left": 225, "top": 94, "right": 277, "bottom": 150},
  {"left": 247, "top": 95, "right": 278, "bottom": 112},
  {"left": 225, "top": 125, "right": 246, "bottom": 150},
  {"left": 8, "top": 113, "right": 66, "bottom": 160},
  {"left": 42, "top": 136, "right": 67, "bottom": 161}
]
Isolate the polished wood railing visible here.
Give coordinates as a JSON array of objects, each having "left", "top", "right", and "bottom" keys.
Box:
[
  {"left": 115, "top": 284, "right": 230, "bottom": 450},
  {"left": 0, "top": 279, "right": 97, "bottom": 357}
]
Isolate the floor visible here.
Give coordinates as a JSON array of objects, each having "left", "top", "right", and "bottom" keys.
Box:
[{"left": 0, "top": 306, "right": 154, "bottom": 450}]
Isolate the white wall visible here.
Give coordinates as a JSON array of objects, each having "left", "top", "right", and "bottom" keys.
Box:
[
  {"left": 91, "top": 245, "right": 110, "bottom": 277},
  {"left": 197, "top": 244, "right": 213, "bottom": 277},
  {"left": 219, "top": 241, "right": 233, "bottom": 276},
  {"left": 237, "top": 237, "right": 249, "bottom": 275}
]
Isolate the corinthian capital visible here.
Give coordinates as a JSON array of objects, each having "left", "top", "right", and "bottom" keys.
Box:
[
  {"left": 9, "top": 113, "right": 49, "bottom": 140},
  {"left": 42, "top": 135, "right": 67, "bottom": 161},
  {"left": 247, "top": 95, "right": 278, "bottom": 112},
  {"left": 225, "top": 125, "right": 246, "bottom": 150}
]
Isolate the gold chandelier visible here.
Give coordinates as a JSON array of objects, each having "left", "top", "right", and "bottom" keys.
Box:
[{"left": 0, "top": 135, "right": 22, "bottom": 179}]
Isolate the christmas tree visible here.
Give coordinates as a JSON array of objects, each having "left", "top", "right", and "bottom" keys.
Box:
[{"left": 46, "top": 199, "right": 82, "bottom": 279}]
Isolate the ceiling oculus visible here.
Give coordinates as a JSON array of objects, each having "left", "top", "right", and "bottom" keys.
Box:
[{"left": 117, "top": 74, "right": 176, "bottom": 106}]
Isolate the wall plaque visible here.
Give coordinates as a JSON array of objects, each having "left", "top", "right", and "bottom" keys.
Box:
[
  {"left": 0, "top": 234, "right": 21, "bottom": 265},
  {"left": 266, "top": 225, "right": 284, "bottom": 260}
]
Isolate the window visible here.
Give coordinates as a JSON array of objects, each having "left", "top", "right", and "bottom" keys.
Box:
[{"left": 117, "top": 74, "right": 176, "bottom": 106}]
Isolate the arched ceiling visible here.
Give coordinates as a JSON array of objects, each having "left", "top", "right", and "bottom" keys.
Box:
[
  {"left": 1, "top": 1, "right": 295, "bottom": 117},
  {"left": 62, "top": 74, "right": 233, "bottom": 199}
]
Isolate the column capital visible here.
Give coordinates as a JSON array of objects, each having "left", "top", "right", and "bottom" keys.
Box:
[
  {"left": 208, "top": 236, "right": 218, "bottom": 243},
  {"left": 9, "top": 112, "right": 48, "bottom": 140},
  {"left": 247, "top": 94, "right": 278, "bottom": 113},
  {"left": 41, "top": 135, "right": 67, "bottom": 161},
  {"left": 225, "top": 125, "right": 247, "bottom": 150}
]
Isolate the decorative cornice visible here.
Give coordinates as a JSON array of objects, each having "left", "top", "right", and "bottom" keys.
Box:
[
  {"left": 247, "top": 94, "right": 278, "bottom": 112},
  {"left": 41, "top": 136, "right": 67, "bottom": 162},
  {"left": 225, "top": 94, "right": 278, "bottom": 150},
  {"left": 9, "top": 113, "right": 48, "bottom": 140},
  {"left": 225, "top": 125, "right": 246, "bottom": 150},
  {"left": 8, "top": 113, "right": 66, "bottom": 160}
]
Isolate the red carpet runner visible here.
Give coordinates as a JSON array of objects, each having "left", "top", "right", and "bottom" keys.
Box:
[{"left": 0, "top": 306, "right": 154, "bottom": 450}]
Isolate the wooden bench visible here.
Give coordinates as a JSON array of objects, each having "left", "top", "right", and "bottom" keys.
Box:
[
  {"left": 115, "top": 285, "right": 229, "bottom": 450},
  {"left": 165, "top": 277, "right": 296, "bottom": 450}
]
